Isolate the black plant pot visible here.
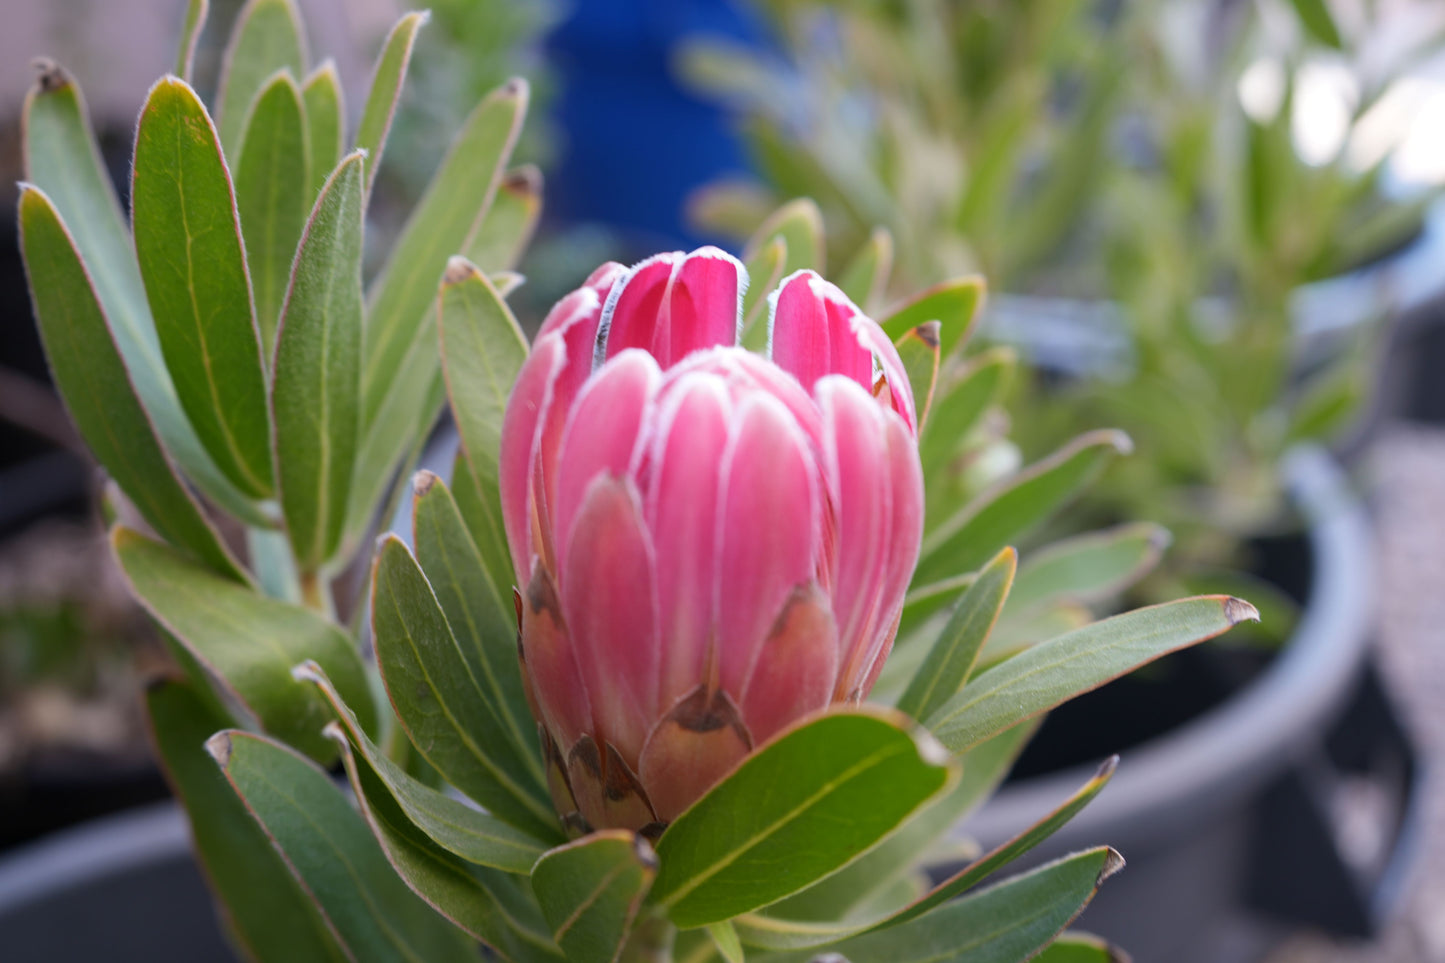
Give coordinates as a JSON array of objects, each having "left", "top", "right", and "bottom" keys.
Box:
[{"left": 961, "top": 447, "right": 1424, "bottom": 962}]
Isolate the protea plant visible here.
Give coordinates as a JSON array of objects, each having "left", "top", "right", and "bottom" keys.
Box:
[{"left": 18, "top": 2, "right": 1259, "bottom": 960}]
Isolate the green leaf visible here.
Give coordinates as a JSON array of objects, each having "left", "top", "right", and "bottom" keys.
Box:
[
  {"left": 916, "top": 430, "right": 1132, "bottom": 585},
  {"left": 18, "top": 187, "right": 246, "bottom": 581},
  {"left": 302, "top": 61, "right": 346, "bottom": 199},
  {"left": 1034, "top": 932, "right": 1130, "bottom": 961},
  {"left": 298, "top": 659, "right": 547, "bottom": 873},
  {"left": 880, "top": 276, "right": 986, "bottom": 360},
  {"left": 272, "top": 150, "right": 364, "bottom": 571},
  {"left": 1289, "top": 0, "right": 1344, "bottom": 48},
  {"left": 208, "top": 729, "right": 479, "bottom": 963},
  {"left": 740, "top": 235, "right": 787, "bottom": 350},
  {"left": 895, "top": 321, "right": 941, "bottom": 429},
  {"left": 1287, "top": 364, "right": 1364, "bottom": 444},
  {"left": 371, "top": 535, "right": 558, "bottom": 840},
  {"left": 466, "top": 166, "right": 543, "bottom": 272},
  {"left": 412, "top": 471, "right": 539, "bottom": 781},
  {"left": 744, "top": 198, "right": 825, "bottom": 276},
  {"left": 756, "top": 848, "right": 1122, "bottom": 962},
  {"left": 1008, "top": 523, "right": 1170, "bottom": 614},
  {"left": 114, "top": 526, "right": 374, "bottom": 759},
  {"left": 837, "top": 227, "right": 893, "bottom": 313},
  {"left": 885, "top": 757, "right": 1118, "bottom": 927},
  {"left": 176, "top": 0, "right": 208, "bottom": 80},
  {"left": 235, "top": 69, "right": 309, "bottom": 355},
  {"left": 438, "top": 258, "right": 529, "bottom": 599},
  {"left": 918, "top": 347, "right": 1015, "bottom": 479},
  {"left": 144, "top": 678, "right": 346, "bottom": 963},
  {"left": 651, "top": 709, "right": 956, "bottom": 928},
  {"left": 215, "top": 0, "right": 307, "bottom": 160},
  {"left": 928, "top": 595, "right": 1260, "bottom": 754},
  {"left": 354, "top": 11, "right": 428, "bottom": 196},
  {"left": 897, "top": 546, "right": 1016, "bottom": 722},
  {"left": 22, "top": 66, "right": 269, "bottom": 527},
  {"left": 133, "top": 77, "right": 275, "bottom": 498},
  {"left": 707, "top": 920, "right": 744, "bottom": 963},
  {"left": 531, "top": 831, "right": 658, "bottom": 963},
  {"left": 325, "top": 726, "right": 563, "bottom": 960}
]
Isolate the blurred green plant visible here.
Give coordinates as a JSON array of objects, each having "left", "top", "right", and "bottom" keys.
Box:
[{"left": 686, "top": 0, "right": 1443, "bottom": 640}]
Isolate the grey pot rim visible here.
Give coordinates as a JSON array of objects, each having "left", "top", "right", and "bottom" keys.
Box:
[{"left": 960, "top": 444, "right": 1375, "bottom": 854}]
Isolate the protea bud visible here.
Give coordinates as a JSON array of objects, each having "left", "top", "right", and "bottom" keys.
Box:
[{"left": 500, "top": 247, "right": 924, "bottom": 833}]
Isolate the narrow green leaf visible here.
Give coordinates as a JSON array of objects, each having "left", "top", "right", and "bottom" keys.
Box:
[
  {"left": 19, "top": 187, "right": 246, "bottom": 581},
  {"left": 755, "top": 848, "right": 1122, "bottom": 962},
  {"left": 355, "top": 11, "right": 429, "bottom": 196},
  {"left": 302, "top": 61, "right": 346, "bottom": 200},
  {"left": 740, "top": 235, "right": 786, "bottom": 350},
  {"left": 707, "top": 920, "right": 744, "bottom": 963},
  {"left": 216, "top": 0, "right": 307, "bottom": 160},
  {"left": 1034, "top": 932, "right": 1131, "bottom": 961},
  {"left": 176, "top": 0, "right": 208, "bottom": 80},
  {"left": 208, "top": 729, "right": 478, "bottom": 963},
  {"left": 1008, "top": 523, "right": 1171, "bottom": 614},
  {"left": 371, "top": 535, "right": 557, "bottom": 840},
  {"left": 880, "top": 277, "right": 986, "bottom": 360},
  {"left": 133, "top": 76, "right": 274, "bottom": 497},
  {"left": 928, "top": 595, "right": 1260, "bottom": 754},
  {"left": 918, "top": 346, "right": 1015, "bottom": 479},
  {"left": 837, "top": 226, "right": 893, "bottom": 313},
  {"left": 144, "top": 679, "right": 346, "bottom": 963},
  {"left": 23, "top": 66, "right": 269, "bottom": 527},
  {"left": 438, "top": 258, "right": 529, "bottom": 598},
  {"left": 916, "top": 430, "right": 1132, "bottom": 585},
  {"left": 272, "top": 150, "right": 364, "bottom": 570},
  {"left": 247, "top": 526, "right": 302, "bottom": 602},
  {"left": 652, "top": 710, "right": 956, "bottom": 928},
  {"left": 1289, "top": 0, "right": 1344, "bottom": 48},
  {"left": 114, "top": 526, "right": 374, "bottom": 759},
  {"left": 412, "top": 471, "right": 540, "bottom": 781},
  {"left": 363, "top": 78, "right": 527, "bottom": 423},
  {"left": 885, "top": 757, "right": 1118, "bottom": 928},
  {"left": 235, "top": 69, "right": 309, "bottom": 354},
  {"left": 898, "top": 546, "right": 1016, "bottom": 722},
  {"left": 325, "top": 726, "right": 563, "bottom": 960},
  {"left": 982, "top": 602, "right": 1093, "bottom": 669},
  {"left": 465, "top": 166, "right": 543, "bottom": 272},
  {"left": 531, "top": 832, "right": 658, "bottom": 963},
  {"left": 895, "top": 321, "right": 941, "bottom": 430},
  {"left": 743, "top": 198, "right": 825, "bottom": 275},
  {"left": 298, "top": 660, "right": 548, "bottom": 872}
]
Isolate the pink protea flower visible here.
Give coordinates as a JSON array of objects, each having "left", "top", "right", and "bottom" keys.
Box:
[{"left": 500, "top": 247, "right": 924, "bottom": 834}]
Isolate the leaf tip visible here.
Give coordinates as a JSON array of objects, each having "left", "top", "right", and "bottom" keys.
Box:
[
  {"left": 1106, "top": 430, "right": 1133, "bottom": 456},
  {"left": 443, "top": 255, "right": 481, "bottom": 287},
  {"left": 413, "top": 469, "right": 440, "bottom": 498},
  {"left": 910, "top": 726, "right": 952, "bottom": 770},
  {"left": 913, "top": 320, "right": 941, "bottom": 349},
  {"left": 31, "top": 58, "right": 71, "bottom": 94},
  {"left": 502, "top": 164, "right": 543, "bottom": 198},
  {"left": 1146, "top": 524, "right": 1173, "bottom": 553},
  {"left": 1097, "top": 753, "right": 1120, "bottom": 781},
  {"left": 205, "top": 731, "right": 233, "bottom": 766},
  {"left": 1099, "top": 847, "right": 1126, "bottom": 883},
  {"left": 502, "top": 75, "right": 530, "bottom": 101},
  {"left": 1224, "top": 597, "right": 1260, "bottom": 625},
  {"left": 290, "top": 659, "right": 324, "bottom": 684},
  {"left": 633, "top": 833, "right": 660, "bottom": 872}
]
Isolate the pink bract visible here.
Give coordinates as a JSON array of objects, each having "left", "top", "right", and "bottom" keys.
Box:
[{"left": 499, "top": 247, "right": 924, "bottom": 833}]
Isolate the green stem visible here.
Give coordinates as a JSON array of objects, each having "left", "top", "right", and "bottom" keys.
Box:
[{"left": 299, "top": 570, "right": 335, "bottom": 619}]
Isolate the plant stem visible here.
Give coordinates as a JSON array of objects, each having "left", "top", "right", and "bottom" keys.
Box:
[
  {"left": 299, "top": 570, "right": 335, "bottom": 618},
  {"left": 618, "top": 913, "right": 675, "bottom": 963}
]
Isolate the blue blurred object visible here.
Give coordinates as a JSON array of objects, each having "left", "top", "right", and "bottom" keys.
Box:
[{"left": 546, "top": 0, "right": 767, "bottom": 249}]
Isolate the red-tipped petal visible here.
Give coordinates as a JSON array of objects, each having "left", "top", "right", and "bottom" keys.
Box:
[
  {"left": 715, "top": 393, "right": 820, "bottom": 698},
  {"left": 560, "top": 475, "right": 660, "bottom": 766},
  {"left": 738, "top": 584, "right": 839, "bottom": 747},
  {"left": 859, "top": 410, "right": 925, "bottom": 692},
  {"left": 645, "top": 373, "right": 733, "bottom": 713},
  {"left": 520, "top": 562, "right": 591, "bottom": 754},
  {"left": 638, "top": 685, "right": 752, "bottom": 824},
  {"left": 500, "top": 333, "right": 566, "bottom": 583},
  {"left": 662, "top": 246, "right": 745, "bottom": 362},
  {"left": 553, "top": 350, "right": 660, "bottom": 575},
  {"left": 598, "top": 253, "right": 680, "bottom": 364}
]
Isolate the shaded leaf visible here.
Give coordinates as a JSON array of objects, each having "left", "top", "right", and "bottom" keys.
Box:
[
  {"left": 916, "top": 430, "right": 1132, "bottom": 585},
  {"left": 918, "top": 346, "right": 1015, "bottom": 479},
  {"left": 114, "top": 527, "right": 374, "bottom": 759},
  {"left": 707, "top": 920, "right": 744, "bottom": 963},
  {"left": 740, "top": 235, "right": 787, "bottom": 350},
  {"left": 19, "top": 187, "right": 246, "bottom": 581},
  {"left": 466, "top": 165, "right": 543, "bottom": 272},
  {"left": 743, "top": 198, "right": 824, "bottom": 276},
  {"left": 209, "top": 730, "right": 478, "bottom": 963},
  {"left": 880, "top": 276, "right": 986, "bottom": 360},
  {"left": 371, "top": 535, "right": 557, "bottom": 840},
  {"left": 895, "top": 321, "right": 941, "bottom": 430},
  {"left": 837, "top": 227, "right": 893, "bottom": 313},
  {"left": 176, "top": 0, "right": 208, "bottom": 80},
  {"left": 302, "top": 62, "right": 345, "bottom": 200},
  {"left": 1289, "top": 0, "right": 1344, "bottom": 48},
  {"left": 652, "top": 709, "right": 955, "bottom": 928},
  {"left": 133, "top": 77, "right": 274, "bottom": 497},
  {"left": 272, "top": 151, "right": 364, "bottom": 570},
  {"left": 355, "top": 11, "right": 429, "bottom": 196},
  {"left": 215, "top": 0, "right": 307, "bottom": 160},
  {"left": 1008, "top": 523, "right": 1170, "bottom": 614},
  {"left": 144, "top": 678, "right": 346, "bottom": 963},
  {"left": 928, "top": 595, "right": 1259, "bottom": 754},
  {"left": 532, "top": 831, "right": 658, "bottom": 963},
  {"left": 235, "top": 69, "right": 309, "bottom": 355},
  {"left": 1035, "top": 932, "right": 1132, "bottom": 962}
]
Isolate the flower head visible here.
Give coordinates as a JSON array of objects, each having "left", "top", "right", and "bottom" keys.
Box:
[{"left": 501, "top": 247, "right": 923, "bottom": 832}]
